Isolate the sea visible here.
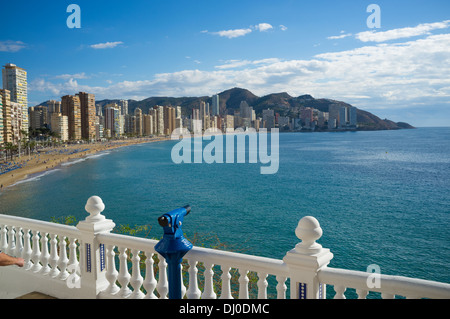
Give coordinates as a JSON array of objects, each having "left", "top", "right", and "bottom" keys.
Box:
[{"left": 1, "top": 127, "right": 449, "bottom": 287}]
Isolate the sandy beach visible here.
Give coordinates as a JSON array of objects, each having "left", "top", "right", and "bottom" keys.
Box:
[{"left": 0, "top": 137, "right": 170, "bottom": 189}]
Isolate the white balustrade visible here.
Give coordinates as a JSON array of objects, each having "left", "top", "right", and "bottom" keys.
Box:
[
  {"left": 143, "top": 251, "right": 157, "bottom": 299},
  {"left": 1, "top": 196, "right": 450, "bottom": 299}
]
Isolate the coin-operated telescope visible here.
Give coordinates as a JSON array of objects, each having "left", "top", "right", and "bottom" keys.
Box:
[{"left": 154, "top": 205, "right": 192, "bottom": 299}]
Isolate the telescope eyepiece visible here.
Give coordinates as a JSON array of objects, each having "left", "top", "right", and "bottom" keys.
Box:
[{"left": 158, "top": 216, "right": 169, "bottom": 227}]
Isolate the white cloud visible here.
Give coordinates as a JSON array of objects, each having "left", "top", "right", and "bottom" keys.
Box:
[
  {"left": 280, "top": 25, "right": 288, "bottom": 31},
  {"left": 356, "top": 20, "right": 450, "bottom": 42},
  {"left": 0, "top": 40, "right": 26, "bottom": 52},
  {"left": 207, "top": 22, "right": 276, "bottom": 38},
  {"left": 327, "top": 33, "right": 352, "bottom": 40},
  {"left": 90, "top": 41, "right": 123, "bottom": 49},
  {"left": 54, "top": 72, "right": 89, "bottom": 80},
  {"left": 254, "top": 23, "right": 273, "bottom": 32},
  {"left": 215, "top": 58, "right": 282, "bottom": 70},
  {"left": 211, "top": 28, "right": 252, "bottom": 39}
]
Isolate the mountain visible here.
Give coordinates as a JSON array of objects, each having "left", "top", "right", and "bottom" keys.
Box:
[{"left": 42, "top": 87, "right": 414, "bottom": 130}]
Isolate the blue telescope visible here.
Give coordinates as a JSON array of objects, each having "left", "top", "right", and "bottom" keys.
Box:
[{"left": 154, "top": 205, "right": 192, "bottom": 299}]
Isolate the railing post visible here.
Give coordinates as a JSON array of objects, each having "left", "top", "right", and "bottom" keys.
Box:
[
  {"left": 76, "top": 196, "right": 115, "bottom": 299},
  {"left": 283, "top": 216, "right": 333, "bottom": 299}
]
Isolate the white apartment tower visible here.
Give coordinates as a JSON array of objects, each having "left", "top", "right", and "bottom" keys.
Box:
[{"left": 2, "top": 63, "right": 28, "bottom": 133}]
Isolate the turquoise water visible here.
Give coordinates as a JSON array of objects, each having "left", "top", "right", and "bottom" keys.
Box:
[{"left": 1, "top": 128, "right": 449, "bottom": 285}]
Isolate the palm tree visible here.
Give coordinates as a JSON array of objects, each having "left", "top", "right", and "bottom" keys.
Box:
[{"left": 4, "top": 142, "right": 15, "bottom": 161}]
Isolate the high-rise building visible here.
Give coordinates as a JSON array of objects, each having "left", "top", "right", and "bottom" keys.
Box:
[
  {"left": 77, "top": 92, "right": 96, "bottom": 141},
  {"left": 156, "top": 106, "right": 164, "bottom": 135},
  {"left": 143, "top": 114, "right": 153, "bottom": 135},
  {"left": 1, "top": 89, "right": 12, "bottom": 144},
  {"left": 176, "top": 106, "right": 182, "bottom": 119},
  {"left": 104, "top": 104, "right": 120, "bottom": 137},
  {"left": 50, "top": 113, "right": 69, "bottom": 142},
  {"left": 224, "top": 115, "right": 234, "bottom": 131},
  {"left": 200, "top": 101, "right": 209, "bottom": 119},
  {"left": 328, "top": 104, "right": 357, "bottom": 129},
  {"left": 164, "top": 106, "right": 175, "bottom": 135},
  {"left": 191, "top": 108, "right": 201, "bottom": 133},
  {"left": 29, "top": 105, "right": 48, "bottom": 130},
  {"left": 262, "top": 109, "right": 275, "bottom": 129},
  {"left": 148, "top": 109, "right": 157, "bottom": 135},
  {"left": 300, "top": 107, "right": 314, "bottom": 127},
  {"left": 61, "top": 95, "right": 82, "bottom": 140},
  {"left": 10, "top": 102, "right": 23, "bottom": 144},
  {"left": 211, "top": 94, "right": 220, "bottom": 116},
  {"left": 0, "top": 91, "right": 3, "bottom": 145},
  {"left": 1, "top": 89, "right": 23, "bottom": 144},
  {"left": 134, "top": 107, "right": 143, "bottom": 136},
  {"left": 118, "top": 100, "right": 128, "bottom": 116},
  {"left": 240, "top": 101, "right": 252, "bottom": 119},
  {"left": 2, "top": 63, "right": 28, "bottom": 133},
  {"left": 47, "top": 100, "right": 61, "bottom": 113}
]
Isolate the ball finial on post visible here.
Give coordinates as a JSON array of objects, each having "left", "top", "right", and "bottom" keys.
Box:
[
  {"left": 84, "top": 196, "right": 106, "bottom": 222},
  {"left": 294, "top": 216, "right": 324, "bottom": 254}
]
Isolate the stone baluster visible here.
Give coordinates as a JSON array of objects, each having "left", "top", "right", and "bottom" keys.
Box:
[
  {"left": 143, "top": 252, "right": 157, "bottom": 299},
  {"left": 238, "top": 269, "right": 249, "bottom": 299},
  {"left": 219, "top": 265, "right": 233, "bottom": 299},
  {"left": 22, "top": 228, "right": 33, "bottom": 270},
  {"left": 104, "top": 244, "right": 119, "bottom": 295},
  {"left": 202, "top": 261, "right": 217, "bottom": 299},
  {"left": 186, "top": 259, "right": 201, "bottom": 299},
  {"left": 14, "top": 227, "right": 23, "bottom": 257},
  {"left": 257, "top": 272, "right": 268, "bottom": 299},
  {"left": 181, "top": 265, "right": 187, "bottom": 298},
  {"left": 49, "top": 233, "right": 60, "bottom": 278},
  {"left": 130, "top": 249, "right": 144, "bottom": 299},
  {"left": 283, "top": 216, "right": 333, "bottom": 299},
  {"left": 67, "top": 237, "right": 79, "bottom": 280},
  {"left": 334, "top": 286, "right": 346, "bottom": 299},
  {"left": 31, "top": 230, "right": 42, "bottom": 273},
  {"left": 7, "top": 225, "right": 15, "bottom": 255},
  {"left": 357, "top": 289, "right": 368, "bottom": 299},
  {"left": 39, "top": 232, "right": 51, "bottom": 275},
  {"left": 117, "top": 246, "right": 131, "bottom": 298},
  {"left": 156, "top": 256, "right": 168, "bottom": 299},
  {"left": 57, "top": 236, "right": 70, "bottom": 280},
  {"left": 0, "top": 224, "right": 8, "bottom": 252},
  {"left": 276, "top": 275, "right": 287, "bottom": 299}
]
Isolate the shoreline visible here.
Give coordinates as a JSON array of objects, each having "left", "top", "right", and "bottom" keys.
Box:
[{"left": 0, "top": 137, "right": 170, "bottom": 190}]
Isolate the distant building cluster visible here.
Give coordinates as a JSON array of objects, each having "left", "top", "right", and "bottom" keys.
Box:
[
  {"left": 28, "top": 98, "right": 185, "bottom": 141},
  {"left": 185, "top": 97, "right": 357, "bottom": 133},
  {"left": 0, "top": 63, "right": 359, "bottom": 150}
]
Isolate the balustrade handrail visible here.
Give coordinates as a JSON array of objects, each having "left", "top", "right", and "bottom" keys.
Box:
[
  {"left": 97, "top": 232, "right": 289, "bottom": 276},
  {"left": 0, "top": 214, "right": 79, "bottom": 238},
  {"left": 97, "top": 232, "right": 158, "bottom": 252},
  {"left": 186, "top": 245, "right": 289, "bottom": 276},
  {"left": 318, "top": 267, "right": 450, "bottom": 299}
]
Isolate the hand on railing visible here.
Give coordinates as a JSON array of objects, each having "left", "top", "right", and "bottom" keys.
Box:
[{"left": 0, "top": 251, "right": 24, "bottom": 267}]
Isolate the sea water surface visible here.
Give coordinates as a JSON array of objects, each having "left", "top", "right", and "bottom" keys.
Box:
[{"left": 0, "top": 127, "right": 449, "bottom": 285}]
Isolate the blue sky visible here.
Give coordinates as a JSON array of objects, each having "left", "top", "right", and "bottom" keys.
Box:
[{"left": 1, "top": 0, "right": 450, "bottom": 126}]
